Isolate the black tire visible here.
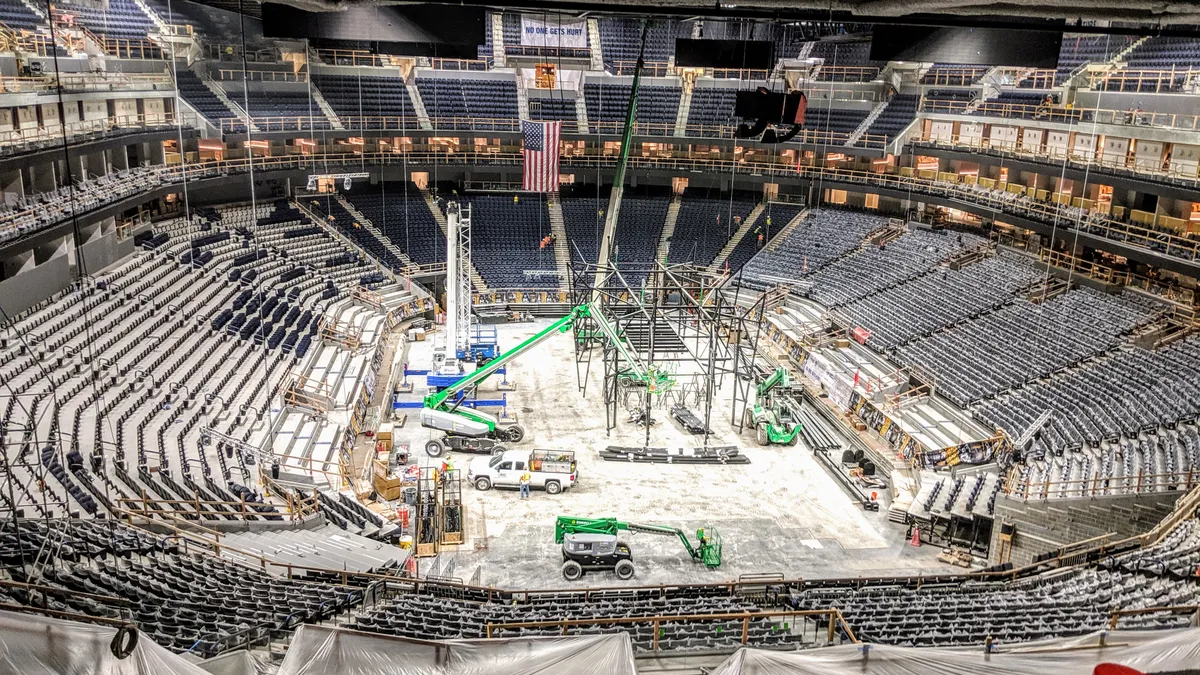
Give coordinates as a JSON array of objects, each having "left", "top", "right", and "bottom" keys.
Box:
[
  {"left": 614, "top": 559, "right": 635, "bottom": 581},
  {"left": 425, "top": 439, "right": 445, "bottom": 457},
  {"left": 756, "top": 423, "right": 770, "bottom": 446},
  {"left": 490, "top": 444, "right": 507, "bottom": 456},
  {"left": 787, "top": 432, "right": 799, "bottom": 446},
  {"left": 545, "top": 480, "right": 562, "bottom": 495},
  {"left": 110, "top": 625, "right": 138, "bottom": 659},
  {"left": 504, "top": 424, "right": 525, "bottom": 443},
  {"left": 561, "top": 559, "right": 584, "bottom": 581},
  {"left": 474, "top": 477, "right": 492, "bottom": 491},
  {"left": 742, "top": 408, "right": 754, "bottom": 429}
]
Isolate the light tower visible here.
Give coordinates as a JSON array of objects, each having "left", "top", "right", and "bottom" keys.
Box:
[{"left": 440, "top": 201, "right": 472, "bottom": 374}]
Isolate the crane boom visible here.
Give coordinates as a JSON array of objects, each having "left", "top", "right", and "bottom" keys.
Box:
[{"left": 554, "top": 516, "right": 722, "bottom": 568}]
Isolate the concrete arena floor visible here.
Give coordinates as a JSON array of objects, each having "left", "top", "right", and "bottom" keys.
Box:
[{"left": 392, "top": 319, "right": 950, "bottom": 589}]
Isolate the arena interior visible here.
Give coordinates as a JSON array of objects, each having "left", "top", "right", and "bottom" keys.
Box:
[{"left": 1, "top": 0, "right": 1200, "bottom": 672}]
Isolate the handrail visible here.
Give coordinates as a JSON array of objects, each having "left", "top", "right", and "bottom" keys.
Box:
[
  {"left": 919, "top": 99, "right": 1200, "bottom": 131},
  {"left": 217, "top": 114, "right": 889, "bottom": 148},
  {"left": 921, "top": 66, "right": 990, "bottom": 86},
  {"left": 485, "top": 608, "right": 859, "bottom": 647},
  {"left": 1038, "top": 249, "right": 1196, "bottom": 305},
  {"left": 219, "top": 68, "right": 307, "bottom": 82},
  {"left": 3, "top": 151, "right": 1197, "bottom": 264},
  {"left": 809, "top": 64, "right": 879, "bottom": 82},
  {"left": 1087, "top": 67, "right": 1200, "bottom": 93},
  {"left": 1109, "top": 605, "right": 1200, "bottom": 630},
  {"left": 0, "top": 112, "right": 192, "bottom": 150}
]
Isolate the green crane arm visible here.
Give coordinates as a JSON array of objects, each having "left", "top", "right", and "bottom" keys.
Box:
[
  {"left": 424, "top": 302, "right": 673, "bottom": 414},
  {"left": 756, "top": 367, "right": 790, "bottom": 397},
  {"left": 424, "top": 303, "right": 592, "bottom": 410},
  {"left": 554, "top": 516, "right": 705, "bottom": 562}
]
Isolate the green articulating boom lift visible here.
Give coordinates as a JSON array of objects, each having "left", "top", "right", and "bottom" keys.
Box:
[
  {"left": 744, "top": 367, "right": 802, "bottom": 446},
  {"left": 420, "top": 303, "right": 674, "bottom": 440},
  {"left": 554, "top": 516, "right": 721, "bottom": 581}
]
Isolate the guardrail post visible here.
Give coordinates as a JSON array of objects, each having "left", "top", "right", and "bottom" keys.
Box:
[{"left": 827, "top": 610, "right": 835, "bottom": 643}]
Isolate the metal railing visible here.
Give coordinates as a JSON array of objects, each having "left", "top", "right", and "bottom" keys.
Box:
[
  {"left": 217, "top": 114, "right": 889, "bottom": 148},
  {"left": 1038, "top": 249, "right": 1196, "bottom": 305},
  {"left": 909, "top": 133, "right": 1200, "bottom": 186},
  {"left": 1004, "top": 469, "right": 1199, "bottom": 501},
  {"left": 611, "top": 60, "right": 671, "bottom": 76},
  {"left": 473, "top": 289, "right": 571, "bottom": 305},
  {"left": 0, "top": 113, "right": 193, "bottom": 152},
  {"left": 1087, "top": 67, "right": 1200, "bottom": 93},
  {"left": 314, "top": 48, "right": 398, "bottom": 67},
  {"left": 919, "top": 98, "right": 1200, "bottom": 131},
  {"left": 218, "top": 68, "right": 306, "bottom": 82},
  {"left": 710, "top": 67, "right": 772, "bottom": 80},
  {"left": 920, "top": 66, "right": 989, "bottom": 86},
  {"left": 101, "top": 36, "right": 163, "bottom": 59},
  {"left": 486, "top": 608, "right": 859, "bottom": 649},
  {"left": 504, "top": 45, "right": 590, "bottom": 59},
  {"left": 811, "top": 65, "right": 879, "bottom": 82},
  {"left": 429, "top": 57, "right": 490, "bottom": 71}
]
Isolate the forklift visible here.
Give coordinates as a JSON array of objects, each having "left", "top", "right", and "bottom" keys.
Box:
[
  {"left": 743, "top": 367, "right": 801, "bottom": 446},
  {"left": 554, "top": 516, "right": 721, "bottom": 581}
]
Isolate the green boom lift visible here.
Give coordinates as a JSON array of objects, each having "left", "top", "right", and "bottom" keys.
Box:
[
  {"left": 554, "top": 516, "right": 721, "bottom": 581},
  {"left": 419, "top": 303, "right": 674, "bottom": 440},
  {"left": 743, "top": 367, "right": 801, "bottom": 446}
]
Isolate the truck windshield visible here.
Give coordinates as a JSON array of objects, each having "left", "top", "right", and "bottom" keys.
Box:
[{"left": 488, "top": 454, "right": 504, "bottom": 469}]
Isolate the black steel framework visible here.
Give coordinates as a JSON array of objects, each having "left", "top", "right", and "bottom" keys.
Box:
[{"left": 567, "top": 257, "right": 772, "bottom": 447}]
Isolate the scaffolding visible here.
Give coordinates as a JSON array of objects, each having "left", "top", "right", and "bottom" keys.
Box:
[{"left": 568, "top": 259, "right": 771, "bottom": 445}]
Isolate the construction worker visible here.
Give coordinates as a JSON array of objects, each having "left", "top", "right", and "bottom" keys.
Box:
[
  {"left": 519, "top": 470, "right": 532, "bottom": 499},
  {"left": 513, "top": 194, "right": 519, "bottom": 204},
  {"left": 757, "top": 232, "right": 765, "bottom": 248}
]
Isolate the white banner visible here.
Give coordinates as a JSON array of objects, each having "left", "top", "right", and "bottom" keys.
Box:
[
  {"left": 521, "top": 14, "right": 587, "bottom": 48},
  {"left": 803, "top": 353, "right": 854, "bottom": 412}
]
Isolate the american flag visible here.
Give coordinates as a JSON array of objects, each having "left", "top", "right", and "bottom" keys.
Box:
[{"left": 522, "top": 119, "right": 562, "bottom": 192}]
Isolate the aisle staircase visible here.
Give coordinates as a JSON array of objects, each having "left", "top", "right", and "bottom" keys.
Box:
[
  {"left": 587, "top": 18, "right": 603, "bottom": 71},
  {"left": 708, "top": 203, "right": 765, "bottom": 271},
  {"left": 491, "top": 12, "right": 507, "bottom": 67},
  {"left": 516, "top": 80, "right": 530, "bottom": 121},
  {"left": 674, "top": 79, "right": 694, "bottom": 137},
  {"left": 546, "top": 193, "right": 571, "bottom": 289},
  {"left": 422, "top": 190, "right": 489, "bottom": 291},
  {"left": 656, "top": 195, "right": 683, "bottom": 263},
  {"left": 311, "top": 87, "right": 345, "bottom": 129},
  {"left": 407, "top": 83, "right": 433, "bottom": 130},
  {"left": 575, "top": 95, "right": 590, "bottom": 133},
  {"left": 844, "top": 100, "right": 888, "bottom": 146},
  {"left": 210, "top": 79, "right": 259, "bottom": 133},
  {"left": 335, "top": 195, "right": 414, "bottom": 270}
]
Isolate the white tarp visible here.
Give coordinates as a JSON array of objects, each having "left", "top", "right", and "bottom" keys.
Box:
[
  {"left": 709, "top": 628, "right": 1200, "bottom": 675},
  {"left": 520, "top": 14, "right": 587, "bottom": 48},
  {"left": 276, "top": 624, "right": 636, "bottom": 675},
  {"left": 0, "top": 609, "right": 213, "bottom": 675}
]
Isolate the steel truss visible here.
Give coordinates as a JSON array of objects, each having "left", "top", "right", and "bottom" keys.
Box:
[{"left": 568, "top": 259, "right": 770, "bottom": 447}]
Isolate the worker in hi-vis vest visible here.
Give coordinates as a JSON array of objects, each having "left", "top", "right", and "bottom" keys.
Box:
[{"left": 519, "top": 471, "right": 532, "bottom": 499}]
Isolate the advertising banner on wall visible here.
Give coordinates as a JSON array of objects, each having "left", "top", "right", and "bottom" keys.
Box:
[{"left": 521, "top": 14, "right": 587, "bottom": 48}]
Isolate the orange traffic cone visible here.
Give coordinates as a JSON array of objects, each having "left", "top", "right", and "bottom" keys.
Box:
[{"left": 910, "top": 528, "right": 921, "bottom": 547}]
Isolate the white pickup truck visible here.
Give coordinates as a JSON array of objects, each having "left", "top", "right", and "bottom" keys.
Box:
[{"left": 467, "top": 449, "right": 578, "bottom": 495}]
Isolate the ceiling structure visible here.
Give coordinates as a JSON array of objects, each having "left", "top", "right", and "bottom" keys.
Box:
[{"left": 196, "top": 0, "right": 1200, "bottom": 31}]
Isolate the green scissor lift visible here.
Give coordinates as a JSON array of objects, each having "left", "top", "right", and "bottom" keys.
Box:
[{"left": 555, "top": 515, "right": 722, "bottom": 581}]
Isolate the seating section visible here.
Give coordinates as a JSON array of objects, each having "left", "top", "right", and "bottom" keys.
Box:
[
  {"left": 807, "top": 229, "right": 984, "bottom": 308},
  {"left": 809, "top": 41, "right": 882, "bottom": 80},
  {"left": 585, "top": 83, "right": 680, "bottom": 134},
  {"left": 741, "top": 209, "right": 883, "bottom": 288},
  {"left": 560, "top": 191, "right": 668, "bottom": 284},
  {"left": 352, "top": 585, "right": 807, "bottom": 652},
  {"left": 723, "top": 202, "right": 805, "bottom": 274},
  {"left": 837, "top": 252, "right": 1043, "bottom": 351},
  {"left": 976, "top": 336, "right": 1200, "bottom": 490},
  {"left": 1108, "top": 37, "right": 1200, "bottom": 91},
  {"left": 343, "top": 186, "right": 446, "bottom": 265},
  {"left": 0, "top": 519, "right": 362, "bottom": 659},
  {"left": 454, "top": 194, "right": 558, "bottom": 288},
  {"left": 893, "top": 287, "right": 1159, "bottom": 407},
  {"left": 0, "top": 0, "right": 43, "bottom": 30},
  {"left": 667, "top": 191, "right": 756, "bottom": 266},
  {"left": 313, "top": 73, "right": 417, "bottom": 123},
  {"left": 528, "top": 96, "right": 578, "bottom": 123},
  {"left": 0, "top": 201, "right": 416, "bottom": 523},
  {"left": 687, "top": 89, "right": 868, "bottom": 140},
  {"left": 304, "top": 195, "right": 407, "bottom": 272},
  {"left": 175, "top": 69, "right": 238, "bottom": 123},
  {"left": 416, "top": 77, "right": 519, "bottom": 130},
  {"left": 240, "top": 90, "right": 329, "bottom": 130},
  {"left": 859, "top": 94, "right": 919, "bottom": 142},
  {"left": 1049, "top": 34, "right": 1136, "bottom": 84},
  {"left": 596, "top": 17, "right": 680, "bottom": 67},
  {"left": 51, "top": 0, "right": 155, "bottom": 39}
]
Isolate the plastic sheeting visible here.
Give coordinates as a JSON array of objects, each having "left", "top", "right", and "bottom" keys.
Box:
[
  {"left": 199, "top": 650, "right": 275, "bottom": 675},
  {"left": 709, "top": 628, "right": 1200, "bottom": 675},
  {"left": 0, "top": 609, "right": 214, "bottom": 675},
  {"left": 275, "top": 624, "right": 637, "bottom": 675}
]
